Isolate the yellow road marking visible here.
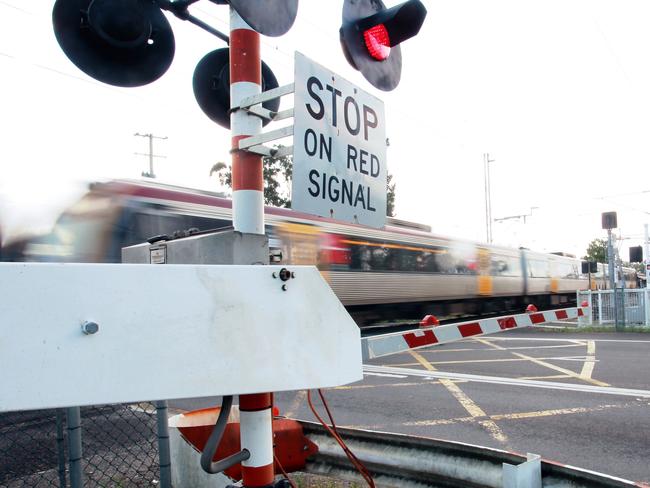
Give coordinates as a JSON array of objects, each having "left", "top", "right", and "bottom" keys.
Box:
[
  {"left": 490, "top": 403, "right": 624, "bottom": 421},
  {"left": 579, "top": 340, "right": 597, "bottom": 381},
  {"left": 474, "top": 338, "right": 610, "bottom": 387},
  {"left": 404, "top": 403, "right": 628, "bottom": 427},
  {"left": 409, "top": 350, "right": 508, "bottom": 444}
]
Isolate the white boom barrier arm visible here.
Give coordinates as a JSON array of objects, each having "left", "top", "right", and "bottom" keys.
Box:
[{"left": 362, "top": 307, "right": 586, "bottom": 360}]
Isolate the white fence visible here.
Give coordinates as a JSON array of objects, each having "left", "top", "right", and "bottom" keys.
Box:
[{"left": 577, "top": 289, "right": 650, "bottom": 327}]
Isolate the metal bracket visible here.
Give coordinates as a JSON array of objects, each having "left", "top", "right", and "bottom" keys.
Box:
[
  {"left": 234, "top": 83, "right": 295, "bottom": 157},
  {"left": 503, "top": 453, "right": 542, "bottom": 488}
]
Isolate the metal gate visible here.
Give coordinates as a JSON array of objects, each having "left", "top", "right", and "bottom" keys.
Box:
[{"left": 577, "top": 289, "right": 649, "bottom": 327}]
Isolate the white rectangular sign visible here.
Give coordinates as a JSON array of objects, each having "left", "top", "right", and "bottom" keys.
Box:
[{"left": 292, "top": 52, "right": 387, "bottom": 228}]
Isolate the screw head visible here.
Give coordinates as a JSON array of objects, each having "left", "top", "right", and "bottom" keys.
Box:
[
  {"left": 81, "top": 321, "right": 99, "bottom": 335},
  {"left": 282, "top": 284, "right": 288, "bottom": 291}
]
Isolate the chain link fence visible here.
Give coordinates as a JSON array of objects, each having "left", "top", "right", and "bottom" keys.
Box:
[{"left": 1, "top": 403, "right": 167, "bottom": 487}]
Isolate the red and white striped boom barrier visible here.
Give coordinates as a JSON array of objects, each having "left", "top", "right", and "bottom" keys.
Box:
[{"left": 362, "top": 307, "right": 585, "bottom": 360}]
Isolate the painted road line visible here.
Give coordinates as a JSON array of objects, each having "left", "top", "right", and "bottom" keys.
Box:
[
  {"left": 579, "top": 340, "right": 597, "bottom": 382},
  {"left": 516, "top": 374, "right": 572, "bottom": 380},
  {"left": 333, "top": 382, "right": 434, "bottom": 391},
  {"left": 474, "top": 337, "right": 610, "bottom": 387},
  {"left": 402, "top": 403, "right": 629, "bottom": 427},
  {"left": 415, "top": 343, "right": 584, "bottom": 353},
  {"left": 409, "top": 351, "right": 509, "bottom": 444},
  {"left": 363, "top": 372, "right": 408, "bottom": 378},
  {"left": 482, "top": 337, "right": 650, "bottom": 344},
  {"left": 382, "top": 356, "right": 598, "bottom": 368},
  {"left": 363, "top": 365, "right": 650, "bottom": 398}
]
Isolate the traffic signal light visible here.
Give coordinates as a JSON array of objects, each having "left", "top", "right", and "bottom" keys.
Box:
[
  {"left": 52, "top": 0, "right": 175, "bottom": 87},
  {"left": 601, "top": 211, "right": 617, "bottom": 230},
  {"left": 193, "top": 48, "right": 280, "bottom": 129},
  {"left": 629, "top": 246, "right": 643, "bottom": 263},
  {"left": 340, "top": 0, "right": 427, "bottom": 91}
]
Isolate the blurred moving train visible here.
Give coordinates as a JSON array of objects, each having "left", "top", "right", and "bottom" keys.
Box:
[{"left": 1, "top": 179, "right": 638, "bottom": 325}]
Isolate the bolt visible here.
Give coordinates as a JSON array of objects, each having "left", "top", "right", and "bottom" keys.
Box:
[
  {"left": 81, "top": 321, "right": 99, "bottom": 335},
  {"left": 291, "top": 272, "right": 295, "bottom": 279},
  {"left": 272, "top": 272, "right": 277, "bottom": 279},
  {"left": 282, "top": 284, "right": 288, "bottom": 291}
]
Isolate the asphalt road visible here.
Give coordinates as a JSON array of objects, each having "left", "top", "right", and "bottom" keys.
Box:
[
  {"left": 272, "top": 328, "right": 650, "bottom": 485},
  {"left": 169, "top": 327, "right": 650, "bottom": 484}
]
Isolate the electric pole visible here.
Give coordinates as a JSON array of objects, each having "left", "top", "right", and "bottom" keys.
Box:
[
  {"left": 483, "top": 153, "right": 495, "bottom": 243},
  {"left": 134, "top": 132, "right": 167, "bottom": 178}
]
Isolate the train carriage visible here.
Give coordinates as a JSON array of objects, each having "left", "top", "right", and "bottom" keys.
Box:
[{"left": 6, "top": 178, "right": 631, "bottom": 326}]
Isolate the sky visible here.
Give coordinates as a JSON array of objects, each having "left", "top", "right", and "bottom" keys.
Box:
[{"left": 1, "top": 0, "right": 649, "bottom": 261}]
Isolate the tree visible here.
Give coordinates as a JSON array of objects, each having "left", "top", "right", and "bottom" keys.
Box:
[
  {"left": 209, "top": 148, "right": 292, "bottom": 208},
  {"left": 386, "top": 173, "right": 396, "bottom": 217},
  {"left": 210, "top": 149, "right": 397, "bottom": 217},
  {"left": 583, "top": 238, "right": 608, "bottom": 263}
]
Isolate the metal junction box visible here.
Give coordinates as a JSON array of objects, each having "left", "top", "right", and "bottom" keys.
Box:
[{"left": 122, "top": 228, "right": 269, "bottom": 266}]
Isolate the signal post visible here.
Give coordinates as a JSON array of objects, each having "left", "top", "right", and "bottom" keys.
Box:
[{"left": 229, "top": 8, "right": 274, "bottom": 488}]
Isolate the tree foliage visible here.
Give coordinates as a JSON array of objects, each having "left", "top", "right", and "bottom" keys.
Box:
[
  {"left": 583, "top": 238, "right": 608, "bottom": 264},
  {"left": 386, "top": 173, "right": 396, "bottom": 217},
  {"left": 210, "top": 148, "right": 396, "bottom": 216}
]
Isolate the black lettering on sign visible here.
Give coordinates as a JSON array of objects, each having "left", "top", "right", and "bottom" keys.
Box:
[
  {"left": 344, "top": 96, "right": 360, "bottom": 136},
  {"left": 304, "top": 128, "right": 317, "bottom": 156},
  {"left": 304, "top": 129, "right": 332, "bottom": 162},
  {"left": 359, "top": 149, "right": 369, "bottom": 175},
  {"left": 308, "top": 169, "right": 320, "bottom": 197},
  {"left": 306, "top": 77, "right": 324, "bottom": 120},
  {"left": 367, "top": 186, "right": 376, "bottom": 212},
  {"left": 328, "top": 175, "right": 340, "bottom": 201},
  {"left": 306, "top": 170, "right": 377, "bottom": 213},
  {"left": 363, "top": 105, "right": 378, "bottom": 141},
  {"left": 354, "top": 185, "right": 366, "bottom": 209},
  {"left": 370, "top": 154, "right": 380, "bottom": 178},
  {"left": 342, "top": 179, "right": 353, "bottom": 205},
  {"left": 326, "top": 85, "right": 342, "bottom": 128},
  {"left": 347, "top": 145, "right": 357, "bottom": 171}
]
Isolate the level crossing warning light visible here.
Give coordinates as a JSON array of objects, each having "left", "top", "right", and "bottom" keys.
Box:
[{"left": 340, "top": 0, "right": 427, "bottom": 91}]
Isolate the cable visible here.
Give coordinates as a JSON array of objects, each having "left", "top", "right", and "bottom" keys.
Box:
[
  {"left": 200, "top": 395, "right": 251, "bottom": 474},
  {"left": 273, "top": 452, "right": 297, "bottom": 488},
  {"left": 307, "top": 389, "right": 375, "bottom": 488}
]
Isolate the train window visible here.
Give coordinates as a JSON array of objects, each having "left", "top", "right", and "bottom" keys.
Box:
[
  {"left": 530, "top": 259, "right": 550, "bottom": 278},
  {"left": 490, "top": 254, "right": 520, "bottom": 276}
]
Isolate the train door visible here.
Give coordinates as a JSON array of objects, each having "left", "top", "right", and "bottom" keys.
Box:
[{"left": 477, "top": 247, "right": 493, "bottom": 295}]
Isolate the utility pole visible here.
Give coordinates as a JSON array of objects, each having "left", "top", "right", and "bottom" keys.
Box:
[
  {"left": 483, "top": 153, "right": 495, "bottom": 243},
  {"left": 134, "top": 132, "right": 167, "bottom": 178}
]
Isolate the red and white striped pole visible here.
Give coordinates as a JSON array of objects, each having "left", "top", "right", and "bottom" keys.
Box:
[
  {"left": 229, "top": 8, "right": 274, "bottom": 488},
  {"left": 230, "top": 7, "right": 264, "bottom": 234}
]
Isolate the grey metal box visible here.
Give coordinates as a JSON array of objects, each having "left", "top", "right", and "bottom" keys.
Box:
[{"left": 122, "top": 229, "right": 269, "bottom": 265}]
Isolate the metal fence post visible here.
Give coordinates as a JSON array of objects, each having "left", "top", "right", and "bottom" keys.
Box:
[
  {"left": 56, "top": 410, "right": 67, "bottom": 488},
  {"left": 155, "top": 401, "right": 172, "bottom": 488},
  {"left": 588, "top": 291, "right": 593, "bottom": 326},
  {"left": 66, "top": 406, "right": 83, "bottom": 488},
  {"left": 598, "top": 291, "right": 603, "bottom": 324}
]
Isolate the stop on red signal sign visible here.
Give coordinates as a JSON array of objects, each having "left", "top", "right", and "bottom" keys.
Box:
[{"left": 292, "top": 52, "right": 387, "bottom": 229}]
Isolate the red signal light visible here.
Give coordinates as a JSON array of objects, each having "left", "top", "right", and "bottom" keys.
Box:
[{"left": 363, "top": 24, "right": 390, "bottom": 60}]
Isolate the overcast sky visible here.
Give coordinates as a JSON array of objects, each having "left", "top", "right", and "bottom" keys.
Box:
[{"left": 1, "top": 1, "right": 649, "bottom": 260}]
